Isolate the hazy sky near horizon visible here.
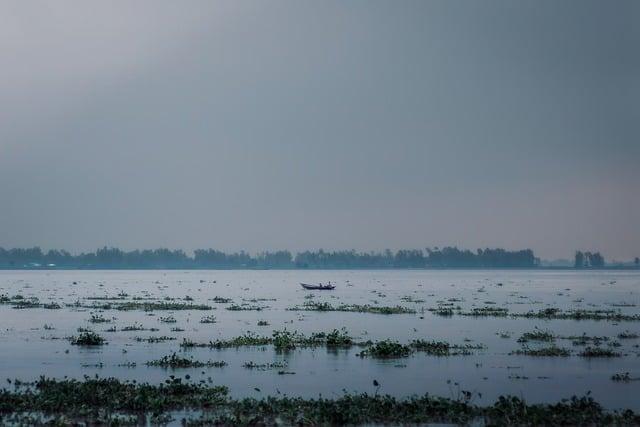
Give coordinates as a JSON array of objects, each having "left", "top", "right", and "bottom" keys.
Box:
[{"left": 0, "top": 1, "right": 638, "bottom": 260}]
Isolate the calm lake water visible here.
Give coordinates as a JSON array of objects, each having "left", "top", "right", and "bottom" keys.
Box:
[{"left": 1, "top": 269, "right": 639, "bottom": 410}]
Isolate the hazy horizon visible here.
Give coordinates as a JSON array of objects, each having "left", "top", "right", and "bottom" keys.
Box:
[{"left": 1, "top": 1, "right": 638, "bottom": 260}]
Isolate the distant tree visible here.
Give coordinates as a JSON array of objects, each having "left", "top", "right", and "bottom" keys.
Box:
[
  {"left": 0, "top": 246, "right": 539, "bottom": 270},
  {"left": 635, "top": 257, "right": 639, "bottom": 268},
  {"left": 574, "top": 251, "right": 585, "bottom": 268},
  {"left": 587, "top": 252, "right": 605, "bottom": 268}
]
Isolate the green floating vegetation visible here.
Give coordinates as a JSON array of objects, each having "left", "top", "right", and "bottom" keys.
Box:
[
  {"left": 70, "top": 331, "right": 106, "bottom": 346},
  {"left": 242, "top": 361, "right": 287, "bottom": 370},
  {"left": 410, "top": 340, "right": 483, "bottom": 356},
  {"left": 427, "top": 307, "right": 456, "bottom": 316},
  {"left": 515, "top": 308, "right": 640, "bottom": 322},
  {"left": 226, "top": 304, "right": 264, "bottom": 311},
  {"left": 88, "top": 314, "right": 111, "bottom": 324},
  {"left": 511, "top": 346, "right": 571, "bottom": 357},
  {"left": 0, "top": 377, "right": 638, "bottom": 425},
  {"left": 611, "top": 372, "right": 638, "bottom": 382},
  {"left": 118, "top": 302, "right": 212, "bottom": 311},
  {"left": 560, "top": 334, "right": 610, "bottom": 347},
  {"left": 424, "top": 306, "right": 640, "bottom": 322},
  {"left": 85, "top": 295, "right": 126, "bottom": 301},
  {"left": 358, "top": 340, "right": 412, "bottom": 358},
  {"left": 67, "top": 301, "right": 212, "bottom": 311},
  {"left": 181, "top": 332, "right": 272, "bottom": 349},
  {"left": 459, "top": 307, "right": 509, "bottom": 317},
  {"left": 324, "top": 328, "right": 354, "bottom": 347},
  {"left": 0, "top": 295, "right": 61, "bottom": 310},
  {"left": 290, "top": 301, "right": 416, "bottom": 314},
  {"left": 579, "top": 347, "right": 621, "bottom": 358},
  {"left": 121, "top": 323, "right": 157, "bottom": 332},
  {"left": 180, "top": 329, "right": 355, "bottom": 350},
  {"left": 272, "top": 330, "right": 298, "bottom": 351},
  {"left": 199, "top": 315, "right": 217, "bottom": 324},
  {"left": 410, "top": 340, "right": 450, "bottom": 356},
  {"left": 135, "top": 336, "right": 176, "bottom": 343},
  {"left": 618, "top": 331, "right": 639, "bottom": 339},
  {"left": 146, "top": 353, "right": 227, "bottom": 368},
  {"left": 517, "top": 328, "right": 555, "bottom": 343}
]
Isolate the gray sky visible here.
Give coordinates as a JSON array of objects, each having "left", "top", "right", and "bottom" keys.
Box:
[{"left": 0, "top": 0, "right": 638, "bottom": 260}]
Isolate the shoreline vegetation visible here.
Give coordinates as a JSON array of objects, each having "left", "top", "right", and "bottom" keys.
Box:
[
  {"left": 0, "top": 246, "right": 636, "bottom": 270},
  {"left": 0, "top": 377, "right": 638, "bottom": 425}
]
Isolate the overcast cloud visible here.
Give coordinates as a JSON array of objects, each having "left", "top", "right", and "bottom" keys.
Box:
[{"left": 0, "top": 0, "right": 638, "bottom": 260}]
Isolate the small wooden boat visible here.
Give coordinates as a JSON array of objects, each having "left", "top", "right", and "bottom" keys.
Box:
[{"left": 300, "top": 282, "right": 335, "bottom": 290}]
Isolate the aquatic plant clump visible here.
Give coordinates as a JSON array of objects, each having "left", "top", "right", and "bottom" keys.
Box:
[
  {"left": 611, "top": 372, "right": 636, "bottom": 382},
  {"left": 226, "top": 304, "right": 264, "bottom": 311},
  {"left": 88, "top": 314, "right": 111, "bottom": 323},
  {"left": 290, "top": 301, "right": 416, "bottom": 314},
  {"left": 0, "top": 377, "right": 638, "bottom": 425},
  {"left": 618, "top": 331, "right": 639, "bottom": 339},
  {"left": 517, "top": 328, "right": 555, "bottom": 343},
  {"left": 199, "top": 315, "right": 217, "bottom": 324},
  {"left": 146, "top": 353, "right": 227, "bottom": 368},
  {"left": 242, "top": 361, "right": 287, "bottom": 370},
  {"left": 511, "top": 346, "right": 571, "bottom": 357},
  {"left": 325, "top": 328, "right": 353, "bottom": 347},
  {"left": 70, "top": 331, "right": 106, "bottom": 346},
  {"left": 0, "top": 296, "right": 61, "bottom": 310},
  {"left": 579, "top": 347, "right": 621, "bottom": 358},
  {"left": 272, "top": 330, "right": 298, "bottom": 351},
  {"left": 358, "top": 340, "right": 412, "bottom": 358},
  {"left": 515, "top": 308, "right": 640, "bottom": 322},
  {"left": 180, "top": 332, "right": 273, "bottom": 349},
  {"left": 460, "top": 307, "right": 509, "bottom": 317},
  {"left": 135, "top": 336, "right": 176, "bottom": 343},
  {"left": 410, "top": 340, "right": 484, "bottom": 356},
  {"left": 410, "top": 340, "right": 451, "bottom": 356}
]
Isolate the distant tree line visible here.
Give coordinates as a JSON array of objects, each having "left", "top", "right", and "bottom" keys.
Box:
[
  {"left": 574, "top": 251, "right": 605, "bottom": 268},
  {"left": 0, "top": 246, "right": 545, "bottom": 269}
]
